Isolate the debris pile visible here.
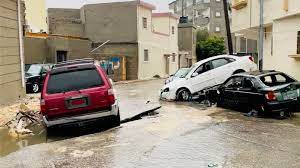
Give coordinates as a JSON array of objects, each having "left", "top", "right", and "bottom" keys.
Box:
[{"left": 1, "top": 104, "right": 41, "bottom": 138}]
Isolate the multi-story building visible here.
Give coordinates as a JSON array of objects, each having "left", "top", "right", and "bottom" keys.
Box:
[
  {"left": 232, "top": 0, "right": 300, "bottom": 79},
  {"left": 169, "top": 0, "right": 227, "bottom": 39},
  {"left": 0, "top": 0, "right": 25, "bottom": 104},
  {"left": 23, "top": 0, "right": 47, "bottom": 32},
  {"left": 43, "top": 1, "right": 179, "bottom": 80}
]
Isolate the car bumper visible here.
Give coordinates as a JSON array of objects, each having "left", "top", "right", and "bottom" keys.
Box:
[
  {"left": 160, "top": 89, "right": 176, "bottom": 101},
  {"left": 265, "top": 99, "right": 297, "bottom": 112},
  {"left": 43, "top": 102, "right": 119, "bottom": 127}
]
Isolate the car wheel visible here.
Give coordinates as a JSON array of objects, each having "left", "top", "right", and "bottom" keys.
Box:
[
  {"left": 111, "top": 111, "right": 121, "bottom": 127},
  {"left": 32, "top": 83, "right": 40, "bottom": 93},
  {"left": 177, "top": 88, "right": 191, "bottom": 101},
  {"left": 278, "top": 111, "right": 286, "bottom": 120}
]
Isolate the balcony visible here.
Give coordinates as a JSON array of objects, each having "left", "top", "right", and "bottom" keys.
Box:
[{"left": 232, "top": 0, "right": 248, "bottom": 10}]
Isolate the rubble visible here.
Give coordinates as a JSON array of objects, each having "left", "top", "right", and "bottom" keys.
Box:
[{"left": 0, "top": 95, "right": 41, "bottom": 138}]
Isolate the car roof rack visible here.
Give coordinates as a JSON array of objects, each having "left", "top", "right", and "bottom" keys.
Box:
[{"left": 54, "top": 58, "right": 95, "bottom": 68}]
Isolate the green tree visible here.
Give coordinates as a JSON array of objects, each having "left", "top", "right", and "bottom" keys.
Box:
[{"left": 196, "top": 31, "right": 226, "bottom": 60}]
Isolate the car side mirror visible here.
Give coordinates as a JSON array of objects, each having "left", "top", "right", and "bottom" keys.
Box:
[{"left": 191, "top": 73, "right": 198, "bottom": 78}]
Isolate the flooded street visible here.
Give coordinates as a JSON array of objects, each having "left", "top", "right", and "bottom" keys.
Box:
[{"left": 1, "top": 79, "right": 300, "bottom": 168}]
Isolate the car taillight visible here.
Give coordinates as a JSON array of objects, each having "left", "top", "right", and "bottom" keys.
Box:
[
  {"left": 107, "top": 88, "right": 115, "bottom": 105},
  {"left": 40, "top": 99, "right": 46, "bottom": 114},
  {"left": 265, "top": 91, "right": 277, "bottom": 101},
  {"left": 249, "top": 56, "right": 254, "bottom": 62}
]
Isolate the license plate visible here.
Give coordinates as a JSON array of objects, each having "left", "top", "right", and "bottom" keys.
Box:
[
  {"left": 66, "top": 96, "right": 89, "bottom": 109},
  {"left": 282, "top": 90, "right": 298, "bottom": 100}
]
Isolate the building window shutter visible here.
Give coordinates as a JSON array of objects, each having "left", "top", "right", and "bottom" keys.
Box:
[
  {"left": 297, "top": 31, "right": 300, "bottom": 54},
  {"left": 143, "top": 17, "right": 147, "bottom": 29},
  {"left": 144, "top": 49, "right": 149, "bottom": 61}
]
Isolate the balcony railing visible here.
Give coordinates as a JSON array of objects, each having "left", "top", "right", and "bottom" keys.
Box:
[{"left": 232, "top": 0, "right": 248, "bottom": 10}]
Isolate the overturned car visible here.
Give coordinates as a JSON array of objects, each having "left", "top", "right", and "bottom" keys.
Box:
[{"left": 160, "top": 55, "right": 257, "bottom": 101}]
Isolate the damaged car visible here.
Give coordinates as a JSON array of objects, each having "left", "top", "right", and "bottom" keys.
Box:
[
  {"left": 160, "top": 55, "right": 257, "bottom": 101},
  {"left": 165, "top": 68, "right": 190, "bottom": 84},
  {"left": 217, "top": 70, "right": 300, "bottom": 118}
]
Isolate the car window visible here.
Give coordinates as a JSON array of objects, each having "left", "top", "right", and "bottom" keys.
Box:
[
  {"left": 47, "top": 69, "right": 104, "bottom": 94},
  {"left": 26, "top": 65, "right": 42, "bottom": 75},
  {"left": 260, "top": 73, "right": 295, "bottom": 87},
  {"left": 211, "top": 58, "right": 230, "bottom": 69},
  {"left": 224, "top": 76, "right": 243, "bottom": 88},
  {"left": 174, "top": 68, "right": 190, "bottom": 78},
  {"left": 242, "top": 77, "right": 255, "bottom": 89},
  {"left": 194, "top": 65, "right": 204, "bottom": 75},
  {"left": 192, "top": 62, "right": 212, "bottom": 77}
]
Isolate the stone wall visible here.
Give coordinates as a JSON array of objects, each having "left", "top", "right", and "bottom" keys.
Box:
[{"left": 24, "top": 37, "right": 48, "bottom": 64}]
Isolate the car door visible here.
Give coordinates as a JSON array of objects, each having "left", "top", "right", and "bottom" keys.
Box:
[
  {"left": 210, "top": 58, "right": 234, "bottom": 85},
  {"left": 189, "top": 61, "right": 214, "bottom": 93},
  {"left": 220, "top": 76, "right": 243, "bottom": 107},
  {"left": 235, "top": 77, "right": 263, "bottom": 110}
]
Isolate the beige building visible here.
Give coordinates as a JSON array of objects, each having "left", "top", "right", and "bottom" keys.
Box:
[
  {"left": 232, "top": 0, "right": 300, "bottom": 79},
  {"left": 0, "top": 0, "right": 25, "bottom": 104},
  {"left": 47, "top": 1, "right": 179, "bottom": 80},
  {"left": 24, "top": 0, "right": 47, "bottom": 32}
]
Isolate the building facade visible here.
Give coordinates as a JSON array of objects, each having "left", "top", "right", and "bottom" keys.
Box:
[
  {"left": 169, "top": 0, "right": 227, "bottom": 38},
  {"left": 46, "top": 1, "right": 179, "bottom": 80},
  {"left": 24, "top": 0, "right": 47, "bottom": 33},
  {"left": 0, "top": 0, "right": 25, "bottom": 104},
  {"left": 232, "top": 0, "right": 300, "bottom": 79}
]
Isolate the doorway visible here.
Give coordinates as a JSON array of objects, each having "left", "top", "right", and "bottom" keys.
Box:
[{"left": 56, "top": 50, "right": 67, "bottom": 63}]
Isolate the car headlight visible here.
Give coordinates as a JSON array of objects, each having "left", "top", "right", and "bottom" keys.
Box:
[{"left": 163, "top": 88, "right": 170, "bottom": 92}]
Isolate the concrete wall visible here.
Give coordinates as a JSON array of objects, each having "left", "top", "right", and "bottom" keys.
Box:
[
  {"left": 0, "top": 0, "right": 25, "bottom": 104},
  {"left": 24, "top": 37, "right": 48, "bottom": 64},
  {"left": 82, "top": 1, "right": 138, "bottom": 43},
  {"left": 46, "top": 37, "right": 91, "bottom": 63},
  {"left": 137, "top": 6, "right": 179, "bottom": 79},
  {"left": 24, "top": 0, "right": 47, "bottom": 32},
  {"left": 264, "top": 16, "right": 300, "bottom": 80},
  {"left": 48, "top": 8, "right": 84, "bottom": 37}
]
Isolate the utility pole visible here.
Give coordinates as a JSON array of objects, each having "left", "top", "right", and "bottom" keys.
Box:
[
  {"left": 182, "top": 0, "right": 184, "bottom": 17},
  {"left": 223, "top": 0, "right": 233, "bottom": 55},
  {"left": 258, "top": 0, "right": 264, "bottom": 71}
]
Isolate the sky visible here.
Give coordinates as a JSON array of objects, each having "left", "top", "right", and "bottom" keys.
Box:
[{"left": 46, "top": 0, "right": 174, "bottom": 12}]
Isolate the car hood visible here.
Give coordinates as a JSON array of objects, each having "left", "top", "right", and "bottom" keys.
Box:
[
  {"left": 162, "top": 78, "right": 187, "bottom": 90},
  {"left": 25, "top": 73, "right": 39, "bottom": 79}
]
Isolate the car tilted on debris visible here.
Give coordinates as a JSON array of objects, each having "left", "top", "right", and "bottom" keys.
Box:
[
  {"left": 41, "top": 59, "right": 120, "bottom": 128},
  {"left": 216, "top": 70, "right": 300, "bottom": 118},
  {"left": 160, "top": 55, "right": 257, "bottom": 101}
]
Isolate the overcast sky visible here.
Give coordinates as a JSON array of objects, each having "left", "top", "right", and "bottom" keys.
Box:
[{"left": 46, "top": 0, "right": 174, "bottom": 12}]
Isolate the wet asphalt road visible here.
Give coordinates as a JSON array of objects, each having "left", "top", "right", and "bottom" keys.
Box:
[{"left": 1, "top": 79, "right": 300, "bottom": 168}]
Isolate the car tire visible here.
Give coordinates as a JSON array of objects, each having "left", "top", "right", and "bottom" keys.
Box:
[
  {"left": 176, "top": 88, "right": 191, "bottom": 101},
  {"left": 111, "top": 111, "right": 121, "bottom": 127},
  {"left": 32, "top": 83, "right": 40, "bottom": 93},
  {"left": 278, "top": 111, "right": 286, "bottom": 120}
]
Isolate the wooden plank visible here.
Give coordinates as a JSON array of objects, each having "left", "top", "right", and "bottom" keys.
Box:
[
  {"left": 0, "top": 0, "right": 17, "bottom": 11},
  {"left": 0, "top": 46, "right": 19, "bottom": 57},
  {"left": 0, "top": 63, "right": 20, "bottom": 75},
  {"left": 0, "top": 71, "right": 21, "bottom": 85}
]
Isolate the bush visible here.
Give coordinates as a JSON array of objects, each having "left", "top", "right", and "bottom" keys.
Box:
[{"left": 196, "top": 30, "right": 226, "bottom": 60}]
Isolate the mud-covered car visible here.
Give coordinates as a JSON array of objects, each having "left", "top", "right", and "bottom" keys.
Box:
[{"left": 217, "top": 70, "right": 300, "bottom": 118}]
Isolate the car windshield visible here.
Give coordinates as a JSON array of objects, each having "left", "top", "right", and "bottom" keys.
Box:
[
  {"left": 26, "top": 65, "right": 42, "bottom": 75},
  {"left": 260, "top": 73, "right": 296, "bottom": 87},
  {"left": 174, "top": 68, "right": 190, "bottom": 78},
  {"left": 47, "top": 69, "right": 104, "bottom": 94}
]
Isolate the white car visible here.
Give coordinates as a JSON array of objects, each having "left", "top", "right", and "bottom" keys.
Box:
[{"left": 160, "top": 55, "right": 257, "bottom": 101}]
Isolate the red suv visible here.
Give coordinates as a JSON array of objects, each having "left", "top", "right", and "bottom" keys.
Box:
[{"left": 41, "top": 59, "right": 120, "bottom": 128}]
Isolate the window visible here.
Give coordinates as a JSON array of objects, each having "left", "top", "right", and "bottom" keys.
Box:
[
  {"left": 260, "top": 73, "right": 295, "bottom": 87},
  {"left": 297, "top": 31, "right": 300, "bottom": 54},
  {"left": 143, "top": 17, "right": 147, "bottom": 29},
  {"left": 211, "top": 58, "right": 229, "bottom": 69},
  {"left": 172, "top": 53, "right": 176, "bottom": 62},
  {"left": 172, "top": 26, "right": 175, "bottom": 34},
  {"left": 56, "top": 51, "right": 67, "bottom": 63},
  {"left": 216, "top": 0, "right": 221, "bottom": 2},
  {"left": 193, "top": 62, "right": 212, "bottom": 77},
  {"left": 215, "top": 12, "right": 221, "bottom": 17},
  {"left": 215, "top": 26, "right": 220, "bottom": 32},
  {"left": 47, "top": 69, "right": 104, "bottom": 94},
  {"left": 224, "top": 76, "right": 243, "bottom": 88},
  {"left": 144, "top": 49, "right": 149, "bottom": 62}
]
